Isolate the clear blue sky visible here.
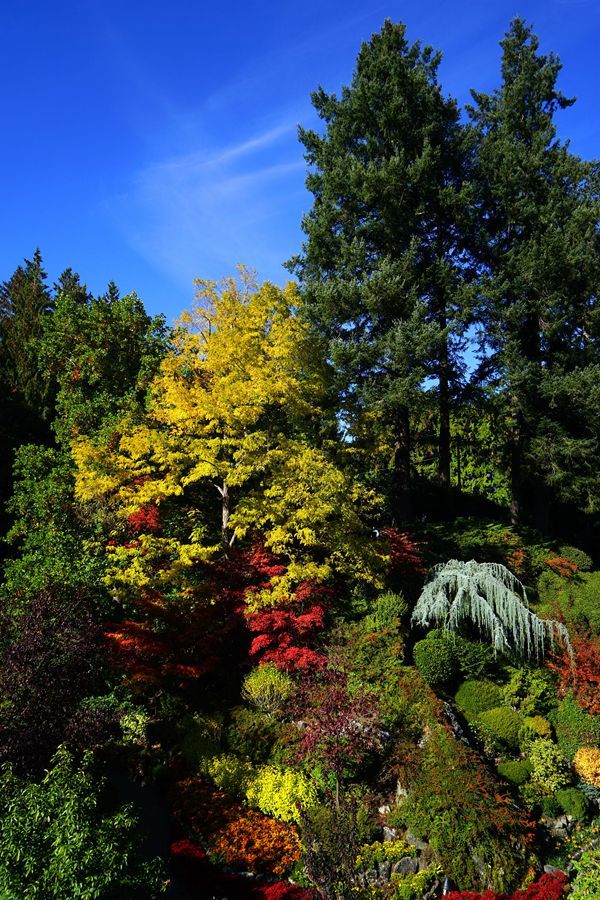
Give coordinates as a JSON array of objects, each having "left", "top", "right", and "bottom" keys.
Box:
[{"left": 1, "top": 0, "right": 598, "bottom": 321}]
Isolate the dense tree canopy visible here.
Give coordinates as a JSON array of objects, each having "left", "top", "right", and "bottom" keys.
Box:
[{"left": 0, "top": 15, "right": 598, "bottom": 900}]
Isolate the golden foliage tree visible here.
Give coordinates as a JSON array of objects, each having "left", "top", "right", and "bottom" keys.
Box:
[{"left": 73, "top": 270, "right": 381, "bottom": 601}]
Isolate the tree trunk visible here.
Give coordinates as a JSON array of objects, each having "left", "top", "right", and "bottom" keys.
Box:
[
  {"left": 221, "top": 481, "right": 230, "bottom": 548},
  {"left": 438, "top": 324, "right": 451, "bottom": 493},
  {"left": 510, "top": 409, "right": 523, "bottom": 526},
  {"left": 393, "top": 406, "right": 412, "bottom": 523}
]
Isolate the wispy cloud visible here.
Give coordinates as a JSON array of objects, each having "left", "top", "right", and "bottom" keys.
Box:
[{"left": 109, "top": 119, "right": 306, "bottom": 303}]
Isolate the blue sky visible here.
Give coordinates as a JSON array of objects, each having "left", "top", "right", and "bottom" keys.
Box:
[{"left": 1, "top": 0, "right": 598, "bottom": 321}]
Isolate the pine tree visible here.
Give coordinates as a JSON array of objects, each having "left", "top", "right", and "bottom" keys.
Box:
[
  {"left": 0, "top": 249, "right": 53, "bottom": 414},
  {"left": 468, "top": 19, "right": 600, "bottom": 524},
  {"left": 288, "top": 20, "right": 473, "bottom": 519},
  {"left": 53, "top": 268, "right": 91, "bottom": 306}
]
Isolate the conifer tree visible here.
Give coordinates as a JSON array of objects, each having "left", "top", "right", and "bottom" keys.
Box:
[
  {"left": 288, "top": 20, "right": 473, "bottom": 519},
  {"left": 468, "top": 19, "right": 600, "bottom": 524},
  {"left": 0, "top": 249, "right": 53, "bottom": 415}
]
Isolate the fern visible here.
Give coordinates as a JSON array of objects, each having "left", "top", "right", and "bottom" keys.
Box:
[{"left": 411, "top": 559, "right": 571, "bottom": 660}]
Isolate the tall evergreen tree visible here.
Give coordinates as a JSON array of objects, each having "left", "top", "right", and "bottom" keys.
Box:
[
  {"left": 468, "top": 19, "right": 600, "bottom": 525},
  {"left": 0, "top": 250, "right": 53, "bottom": 414},
  {"left": 53, "top": 268, "right": 91, "bottom": 306},
  {"left": 288, "top": 20, "right": 472, "bottom": 520}
]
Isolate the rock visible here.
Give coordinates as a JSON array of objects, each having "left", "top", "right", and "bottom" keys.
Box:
[
  {"left": 391, "top": 856, "right": 419, "bottom": 876},
  {"left": 396, "top": 780, "right": 408, "bottom": 799},
  {"left": 377, "top": 860, "right": 391, "bottom": 881},
  {"left": 364, "top": 868, "right": 379, "bottom": 886},
  {"left": 382, "top": 825, "right": 398, "bottom": 842},
  {"left": 544, "top": 864, "right": 564, "bottom": 875},
  {"left": 378, "top": 804, "right": 391, "bottom": 815},
  {"left": 405, "top": 829, "right": 429, "bottom": 851},
  {"left": 423, "top": 882, "right": 443, "bottom": 899},
  {"left": 542, "top": 816, "right": 569, "bottom": 840},
  {"left": 418, "top": 846, "right": 436, "bottom": 871}
]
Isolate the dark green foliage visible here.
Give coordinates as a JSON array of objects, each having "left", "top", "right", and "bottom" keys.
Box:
[
  {"left": 413, "top": 630, "right": 458, "bottom": 686},
  {"left": 226, "top": 707, "right": 282, "bottom": 764},
  {"left": 0, "top": 250, "right": 54, "bottom": 416},
  {"left": 554, "top": 695, "right": 600, "bottom": 761},
  {"left": 289, "top": 19, "right": 473, "bottom": 515},
  {"left": 452, "top": 636, "right": 496, "bottom": 679},
  {"left": 39, "top": 288, "right": 168, "bottom": 445},
  {"left": 502, "top": 666, "right": 557, "bottom": 716},
  {"left": 300, "top": 795, "right": 362, "bottom": 899},
  {"left": 179, "top": 714, "right": 223, "bottom": 769},
  {"left": 327, "top": 613, "right": 406, "bottom": 726},
  {"left": 455, "top": 680, "right": 503, "bottom": 718},
  {"left": 0, "top": 746, "right": 165, "bottom": 898},
  {"left": 478, "top": 706, "right": 523, "bottom": 749},
  {"left": 496, "top": 759, "right": 531, "bottom": 786},
  {"left": 398, "top": 725, "right": 526, "bottom": 891},
  {"left": 540, "top": 795, "right": 562, "bottom": 818},
  {"left": 1, "top": 446, "right": 107, "bottom": 614},
  {"left": 558, "top": 545, "right": 593, "bottom": 572},
  {"left": 555, "top": 787, "right": 589, "bottom": 821},
  {"left": 468, "top": 18, "right": 600, "bottom": 523}
]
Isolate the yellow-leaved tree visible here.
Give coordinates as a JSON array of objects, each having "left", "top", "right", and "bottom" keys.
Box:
[{"left": 73, "top": 270, "right": 382, "bottom": 602}]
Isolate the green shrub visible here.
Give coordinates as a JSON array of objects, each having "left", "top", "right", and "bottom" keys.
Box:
[
  {"left": 455, "top": 680, "right": 503, "bottom": 719},
  {"left": 242, "top": 664, "right": 295, "bottom": 714},
  {"left": 391, "top": 866, "right": 444, "bottom": 900},
  {"left": 557, "top": 545, "right": 593, "bottom": 572},
  {"left": 497, "top": 759, "right": 531, "bottom": 785},
  {"left": 555, "top": 787, "right": 589, "bottom": 821},
  {"left": 199, "top": 753, "right": 253, "bottom": 797},
  {"left": 452, "top": 635, "right": 496, "bottom": 679},
  {"left": 398, "top": 724, "right": 525, "bottom": 892},
  {"left": 570, "top": 848, "right": 600, "bottom": 899},
  {"left": 328, "top": 617, "right": 405, "bottom": 727},
  {"left": 540, "top": 794, "right": 562, "bottom": 817},
  {"left": 413, "top": 631, "right": 458, "bottom": 686},
  {"left": 502, "top": 667, "right": 556, "bottom": 716},
  {"left": 371, "top": 591, "right": 408, "bottom": 628},
  {"left": 478, "top": 706, "right": 523, "bottom": 748},
  {"left": 528, "top": 739, "right": 571, "bottom": 794},
  {"left": 554, "top": 695, "right": 600, "bottom": 761},
  {"left": 519, "top": 715, "right": 553, "bottom": 747},
  {"left": 180, "top": 713, "right": 223, "bottom": 766},
  {"left": 355, "top": 838, "right": 416, "bottom": 869},
  {"left": 0, "top": 747, "right": 165, "bottom": 898},
  {"left": 537, "top": 570, "right": 600, "bottom": 634},
  {"left": 226, "top": 706, "right": 282, "bottom": 764}
]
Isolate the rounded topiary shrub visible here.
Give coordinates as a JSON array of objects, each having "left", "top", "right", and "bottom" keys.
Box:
[
  {"left": 455, "top": 680, "right": 503, "bottom": 719},
  {"left": 497, "top": 759, "right": 531, "bottom": 786},
  {"left": 478, "top": 706, "right": 523, "bottom": 748},
  {"left": 413, "top": 631, "right": 458, "bottom": 686},
  {"left": 555, "top": 787, "right": 589, "bottom": 821}
]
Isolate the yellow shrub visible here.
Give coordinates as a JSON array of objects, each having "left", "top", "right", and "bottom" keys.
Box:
[
  {"left": 245, "top": 765, "right": 318, "bottom": 824},
  {"left": 573, "top": 747, "right": 600, "bottom": 787}
]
